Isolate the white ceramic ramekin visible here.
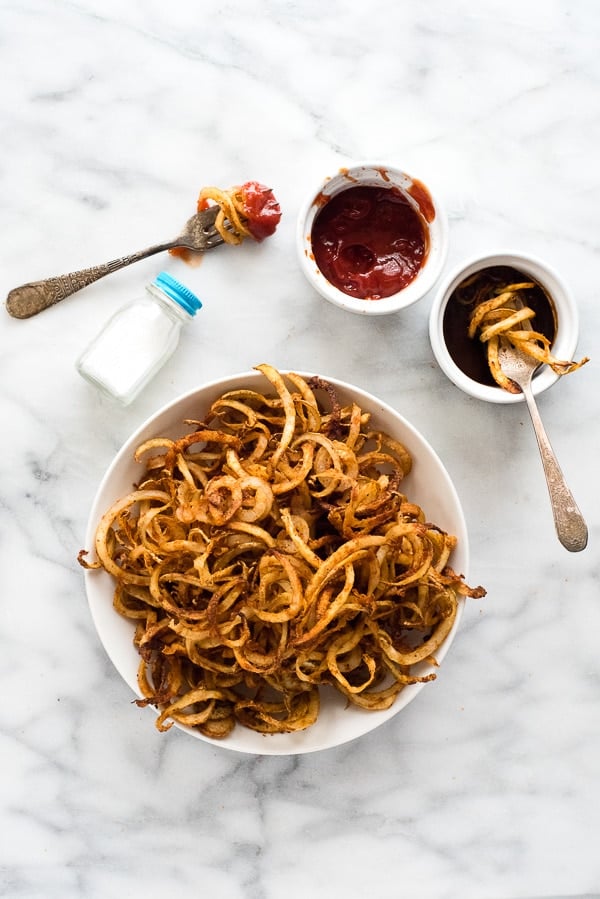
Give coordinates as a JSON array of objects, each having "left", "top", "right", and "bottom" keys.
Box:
[
  {"left": 296, "top": 162, "right": 448, "bottom": 316},
  {"left": 428, "top": 251, "right": 581, "bottom": 404}
]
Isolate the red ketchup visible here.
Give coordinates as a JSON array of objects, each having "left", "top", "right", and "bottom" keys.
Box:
[
  {"left": 238, "top": 181, "right": 281, "bottom": 241},
  {"left": 311, "top": 185, "right": 428, "bottom": 300}
]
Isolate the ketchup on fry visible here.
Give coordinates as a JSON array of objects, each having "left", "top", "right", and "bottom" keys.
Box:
[
  {"left": 238, "top": 181, "right": 281, "bottom": 241},
  {"left": 311, "top": 185, "right": 428, "bottom": 300},
  {"left": 172, "top": 181, "right": 281, "bottom": 263}
]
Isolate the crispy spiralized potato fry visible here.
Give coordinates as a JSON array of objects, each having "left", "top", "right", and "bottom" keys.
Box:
[
  {"left": 465, "top": 275, "right": 589, "bottom": 394},
  {"left": 198, "top": 186, "right": 253, "bottom": 245},
  {"left": 79, "top": 365, "right": 485, "bottom": 738}
]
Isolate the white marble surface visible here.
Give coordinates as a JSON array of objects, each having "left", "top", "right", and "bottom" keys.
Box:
[{"left": 1, "top": 1, "right": 599, "bottom": 897}]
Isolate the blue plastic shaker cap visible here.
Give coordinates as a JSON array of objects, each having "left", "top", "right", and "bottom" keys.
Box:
[{"left": 153, "top": 271, "right": 202, "bottom": 316}]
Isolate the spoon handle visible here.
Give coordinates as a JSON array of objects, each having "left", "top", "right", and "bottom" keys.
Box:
[
  {"left": 5, "top": 242, "right": 174, "bottom": 319},
  {"left": 522, "top": 382, "right": 588, "bottom": 552}
]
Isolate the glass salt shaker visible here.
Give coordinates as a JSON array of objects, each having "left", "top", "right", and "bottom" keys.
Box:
[{"left": 76, "top": 271, "right": 202, "bottom": 405}]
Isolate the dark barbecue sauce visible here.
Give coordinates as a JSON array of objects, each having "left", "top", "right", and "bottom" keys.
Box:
[
  {"left": 443, "top": 265, "right": 557, "bottom": 387},
  {"left": 311, "top": 185, "right": 429, "bottom": 300}
]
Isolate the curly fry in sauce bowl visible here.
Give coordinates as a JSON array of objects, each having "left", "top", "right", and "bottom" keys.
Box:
[
  {"left": 79, "top": 365, "right": 485, "bottom": 739},
  {"left": 465, "top": 273, "right": 589, "bottom": 393}
]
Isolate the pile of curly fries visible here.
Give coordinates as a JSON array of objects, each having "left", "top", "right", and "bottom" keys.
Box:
[{"left": 80, "top": 364, "right": 485, "bottom": 738}]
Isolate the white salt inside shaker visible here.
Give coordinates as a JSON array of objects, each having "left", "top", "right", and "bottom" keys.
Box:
[{"left": 76, "top": 271, "right": 202, "bottom": 405}]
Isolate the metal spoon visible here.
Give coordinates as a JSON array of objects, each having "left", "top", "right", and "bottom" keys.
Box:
[
  {"left": 498, "top": 340, "right": 588, "bottom": 552},
  {"left": 5, "top": 205, "right": 225, "bottom": 319}
]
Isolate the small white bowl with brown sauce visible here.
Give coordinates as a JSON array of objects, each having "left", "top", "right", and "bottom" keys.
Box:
[
  {"left": 297, "top": 163, "right": 448, "bottom": 315},
  {"left": 428, "top": 251, "right": 581, "bottom": 403}
]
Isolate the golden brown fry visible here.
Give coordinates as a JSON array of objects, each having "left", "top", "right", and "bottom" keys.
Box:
[
  {"left": 81, "top": 366, "right": 485, "bottom": 738},
  {"left": 198, "top": 186, "right": 253, "bottom": 245},
  {"left": 467, "top": 279, "right": 589, "bottom": 389}
]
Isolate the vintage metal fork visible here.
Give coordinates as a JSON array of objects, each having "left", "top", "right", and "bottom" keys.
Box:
[
  {"left": 6, "top": 204, "right": 225, "bottom": 319},
  {"left": 498, "top": 338, "right": 588, "bottom": 552}
]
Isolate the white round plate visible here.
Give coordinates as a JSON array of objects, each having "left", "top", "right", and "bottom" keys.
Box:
[{"left": 83, "top": 369, "right": 469, "bottom": 754}]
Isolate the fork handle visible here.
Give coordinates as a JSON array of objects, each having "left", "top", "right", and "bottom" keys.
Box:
[
  {"left": 5, "top": 242, "right": 174, "bottom": 319},
  {"left": 522, "top": 383, "right": 588, "bottom": 552}
]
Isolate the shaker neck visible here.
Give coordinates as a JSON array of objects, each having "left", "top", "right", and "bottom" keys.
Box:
[{"left": 146, "top": 283, "right": 196, "bottom": 322}]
